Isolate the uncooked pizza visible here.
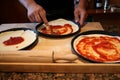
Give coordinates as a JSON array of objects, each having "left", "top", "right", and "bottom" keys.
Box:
[
  {"left": 41, "top": 24, "right": 73, "bottom": 35},
  {"left": 73, "top": 34, "right": 120, "bottom": 62},
  {"left": 0, "top": 29, "right": 37, "bottom": 51},
  {"left": 36, "top": 19, "right": 80, "bottom": 37}
]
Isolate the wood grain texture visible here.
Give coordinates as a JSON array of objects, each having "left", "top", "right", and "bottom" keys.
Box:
[{"left": 1, "top": 22, "right": 119, "bottom": 73}]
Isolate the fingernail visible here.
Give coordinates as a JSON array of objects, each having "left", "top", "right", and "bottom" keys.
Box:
[{"left": 75, "top": 20, "right": 78, "bottom": 23}]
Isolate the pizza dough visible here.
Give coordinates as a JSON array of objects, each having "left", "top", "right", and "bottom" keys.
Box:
[
  {"left": 0, "top": 30, "right": 37, "bottom": 51},
  {"left": 41, "top": 24, "right": 73, "bottom": 35},
  {"left": 73, "top": 34, "right": 120, "bottom": 62},
  {"left": 38, "top": 19, "right": 79, "bottom": 35}
]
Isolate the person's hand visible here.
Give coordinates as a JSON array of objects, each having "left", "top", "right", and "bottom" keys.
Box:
[
  {"left": 27, "top": 3, "right": 48, "bottom": 24},
  {"left": 74, "top": 5, "right": 87, "bottom": 26}
]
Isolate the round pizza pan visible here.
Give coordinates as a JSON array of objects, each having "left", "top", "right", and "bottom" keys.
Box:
[
  {"left": 35, "top": 20, "right": 81, "bottom": 38},
  {"left": 71, "top": 30, "right": 120, "bottom": 63},
  {"left": 0, "top": 28, "right": 38, "bottom": 51}
]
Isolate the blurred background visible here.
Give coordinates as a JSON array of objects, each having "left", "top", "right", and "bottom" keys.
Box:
[{"left": 0, "top": 0, "right": 120, "bottom": 25}]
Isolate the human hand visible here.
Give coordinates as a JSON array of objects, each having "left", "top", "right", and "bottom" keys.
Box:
[
  {"left": 74, "top": 5, "right": 87, "bottom": 26},
  {"left": 27, "top": 3, "right": 48, "bottom": 24}
]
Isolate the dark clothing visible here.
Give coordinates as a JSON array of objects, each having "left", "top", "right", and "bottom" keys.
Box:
[{"left": 35, "top": 0, "right": 74, "bottom": 21}]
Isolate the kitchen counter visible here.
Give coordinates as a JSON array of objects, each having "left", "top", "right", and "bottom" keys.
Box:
[
  {"left": 0, "top": 72, "right": 120, "bottom": 80},
  {"left": 0, "top": 22, "right": 120, "bottom": 79}
]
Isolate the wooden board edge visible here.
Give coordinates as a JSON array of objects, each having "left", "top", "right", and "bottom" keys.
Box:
[{"left": 0, "top": 63, "right": 120, "bottom": 73}]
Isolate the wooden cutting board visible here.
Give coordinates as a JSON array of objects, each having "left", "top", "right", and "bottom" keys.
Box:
[
  {"left": 1, "top": 22, "right": 120, "bottom": 73},
  {"left": 31, "top": 22, "right": 104, "bottom": 63},
  {"left": 0, "top": 22, "right": 103, "bottom": 63},
  {"left": 32, "top": 22, "right": 104, "bottom": 51}
]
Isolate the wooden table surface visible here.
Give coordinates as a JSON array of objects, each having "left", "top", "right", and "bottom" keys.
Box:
[{"left": 0, "top": 22, "right": 120, "bottom": 73}]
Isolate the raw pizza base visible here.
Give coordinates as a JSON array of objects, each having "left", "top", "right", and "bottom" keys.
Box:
[
  {"left": 0, "top": 30, "right": 37, "bottom": 51},
  {"left": 73, "top": 34, "right": 120, "bottom": 62},
  {"left": 39, "top": 19, "right": 79, "bottom": 35}
]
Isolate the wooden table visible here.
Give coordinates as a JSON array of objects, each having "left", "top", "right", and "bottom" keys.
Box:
[{"left": 0, "top": 22, "right": 120, "bottom": 73}]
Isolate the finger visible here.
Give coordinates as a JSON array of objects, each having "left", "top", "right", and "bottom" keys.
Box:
[
  {"left": 74, "top": 10, "right": 79, "bottom": 23},
  {"left": 39, "top": 10, "right": 48, "bottom": 25},
  {"left": 79, "top": 13, "right": 87, "bottom": 26},
  {"left": 28, "top": 15, "right": 35, "bottom": 22},
  {"left": 79, "top": 15, "right": 85, "bottom": 26},
  {"left": 35, "top": 13, "right": 42, "bottom": 22}
]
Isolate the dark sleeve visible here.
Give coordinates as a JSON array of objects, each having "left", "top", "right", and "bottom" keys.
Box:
[
  {"left": 35, "top": 0, "right": 74, "bottom": 20},
  {"left": 35, "top": 0, "right": 74, "bottom": 10}
]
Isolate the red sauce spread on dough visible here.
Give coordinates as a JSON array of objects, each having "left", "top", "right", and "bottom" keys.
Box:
[
  {"left": 76, "top": 36, "right": 120, "bottom": 62},
  {"left": 41, "top": 24, "right": 73, "bottom": 35},
  {"left": 3, "top": 37, "right": 24, "bottom": 46}
]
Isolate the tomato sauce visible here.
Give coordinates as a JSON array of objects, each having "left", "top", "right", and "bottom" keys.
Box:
[
  {"left": 76, "top": 36, "right": 120, "bottom": 62},
  {"left": 41, "top": 24, "right": 73, "bottom": 35},
  {"left": 3, "top": 37, "right": 24, "bottom": 46}
]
